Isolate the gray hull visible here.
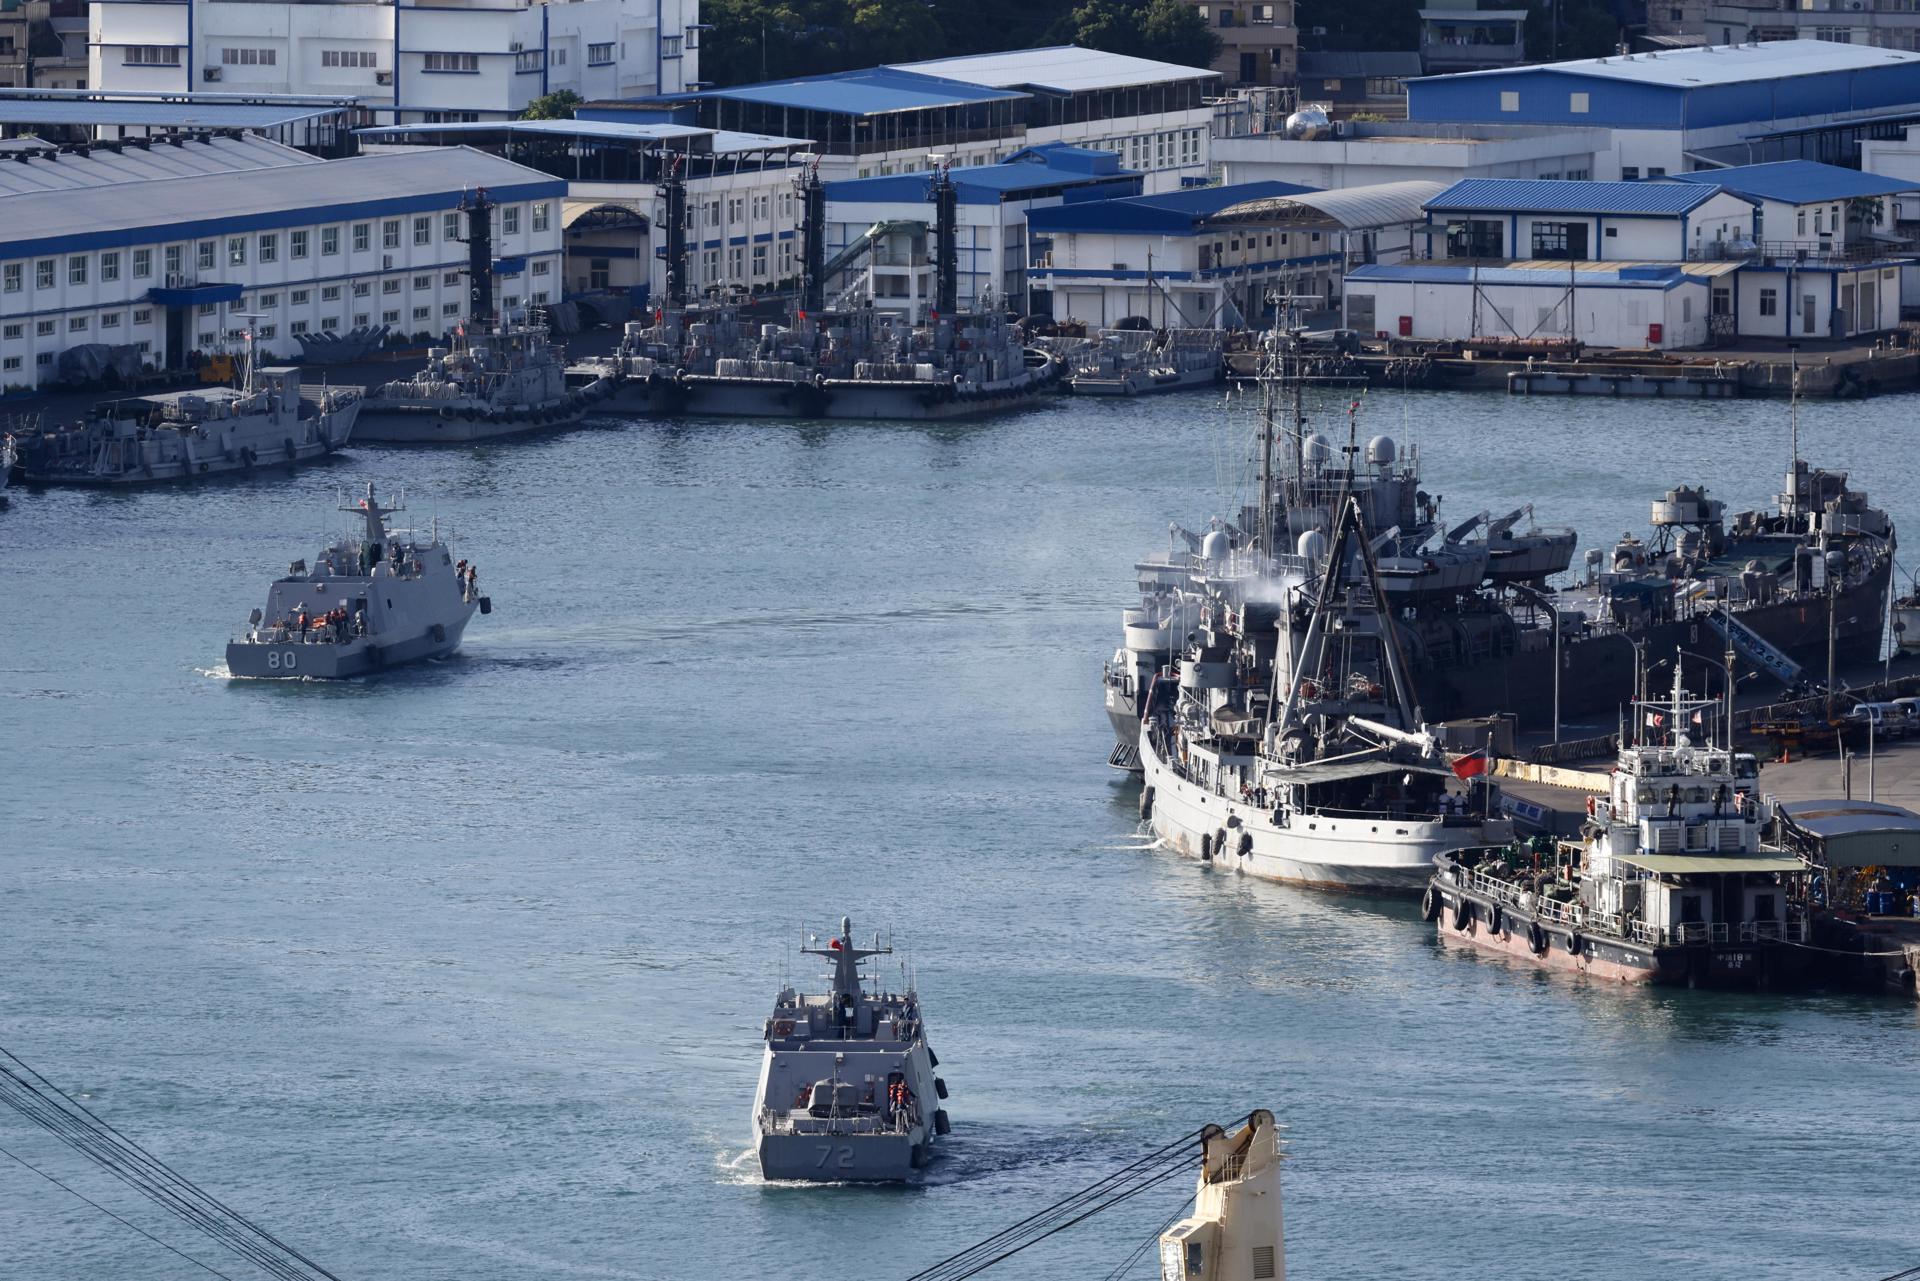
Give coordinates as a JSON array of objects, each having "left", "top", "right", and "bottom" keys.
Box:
[
  {"left": 225, "top": 618, "right": 468, "bottom": 679},
  {"left": 756, "top": 1131, "right": 927, "bottom": 1183},
  {"left": 664, "top": 369, "right": 1060, "bottom": 420},
  {"left": 354, "top": 403, "right": 590, "bottom": 443},
  {"left": 33, "top": 439, "right": 344, "bottom": 486}
]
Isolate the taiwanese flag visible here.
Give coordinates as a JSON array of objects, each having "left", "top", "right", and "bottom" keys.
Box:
[{"left": 1451, "top": 748, "right": 1489, "bottom": 779}]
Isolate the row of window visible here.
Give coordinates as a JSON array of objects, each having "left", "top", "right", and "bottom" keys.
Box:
[
  {"left": 695, "top": 240, "right": 795, "bottom": 284},
  {"left": 122, "top": 45, "right": 180, "bottom": 67},
  {"left": 701, "top": 190, "right": 796, "bottom": 228},
  {"left": 2, "top": 203, "right": 553, "bottom": 295},
  {"left": 321, "top": 49, "right": 379, "bottom": 68},
  {"left": 221, "top": 47, "right": 277, "bottom": 66}
]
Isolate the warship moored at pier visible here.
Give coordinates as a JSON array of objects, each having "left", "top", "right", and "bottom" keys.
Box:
[
  {"left": 16, "top": 364, "right": 358, "bottom": 487},
  {"left": 225, "top": 484, "right": 488, "bottom": 679},
  {"left": 1066, "top": 328, "right": 1223, "bottom": 397},
  {"left": 753, "top": 916, "right": 947, "bottom": 1182}
]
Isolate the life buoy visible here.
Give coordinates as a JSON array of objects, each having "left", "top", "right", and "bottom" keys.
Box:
[
  {"left": 1422, "top": 886, "right": 1442, "bottom": 922},
  {"left": 1566, "top": 932, "right": 1585, "bottom": 958},
  {"left": 1138, "top": 786, "right": 1155, "bottom": 821}
]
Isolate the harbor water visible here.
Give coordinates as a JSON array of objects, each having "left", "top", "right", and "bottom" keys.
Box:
[{"left": 4, "top": 388, "right": 1920, "bottom": 1279}]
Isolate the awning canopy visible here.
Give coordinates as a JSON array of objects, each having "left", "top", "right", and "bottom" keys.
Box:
[{"left": 1619, "top": 853, "right": 1805, "bottom": 875}]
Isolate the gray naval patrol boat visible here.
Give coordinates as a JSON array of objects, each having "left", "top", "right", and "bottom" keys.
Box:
[
  {"left": 225, "top": 484, "right": 489, "bottom": 678},
  {"left": 753, "top": 917, "right": 949, "bottom": 1182}
]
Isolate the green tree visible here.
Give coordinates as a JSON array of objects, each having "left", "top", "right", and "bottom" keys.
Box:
[
  {"left": 847, "top": 0, "right": 948, "bottom": 68},
  {"left": 1293, "top": 0, "right": 1420, "bottom": 52},
  {"left": 520, "top": 89, "right": 584, "bottom": 120},
  {"left": 1067, "top": 0, "right": 1221, "bottom": 67}
]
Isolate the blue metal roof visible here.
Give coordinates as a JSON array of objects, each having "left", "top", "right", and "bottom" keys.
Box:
[
  {"left": 0, "top": 94, "right": 345, "bottom": 129},
  {"left": 655, "top": 67, "right": 1024, "bottom": 117},
  {"left": 1666, "top": 160, "right": 1920, "bottom": 204},
  {"left": 1347, "top": 263, "right": 1691, "bottom": 289},
  {"left": 825, "top": 143, "right": 1137, "bottom": 205},
  {"left": 1426, "top": 177, "right": 1728, "bottom": 216},
  {"left": 1026, "top": 181, "right": 1320, "bottom": 235}
]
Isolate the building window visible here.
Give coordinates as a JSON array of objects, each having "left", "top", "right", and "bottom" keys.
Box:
[
  {"left": 443, "top": 271, "right": 461, "bottom": 286},
  {"left": 291, "top": 230, "right": 308, "bottom": 259},
  {"left": 383, "top": 309, "right": 401, "bottom": 324},
  {"left": 134, "top": 308, "right": 151, "bottom": 324},
  {"left": 515, "top": 49, "right": 543, "bottom": 73},
  {"left": 1569, "top": 92, "right": 1589, "bottom": 113},
  {"left": 68, "top": 316, "right": 87, "bottom": 332},
  {"left": 36, "top": 319, "right": 53, "bottom": 336},
  {"left": 414, "top": 216, "right": 431, "bottom": 246},
  {"left": 221, "top": 47, "right": 278, "bottom": 66},
  {"left": 322, "top": 316, "right": 339, "bottom": 330},
  {"left": 354, "top": 313, "right": 370, "bottom": 327},
  {"left": 123, "top": 46, "right": 182, "bottom": 66},
  {"left": 1500, "top": 90, "right": 1519, "bottom": 112},
  {"left": 325, "top": 227, "right": 342, "bottom": 255},
  {"left": 101, "top": 312, "right": 122, "bottom": 329},
  {"left": 1530, "top": 222, "right": 1587, "bottom": 258},
  {"left": 549, "top": 46, "right": 566, "bottom": 66},
  {"left": 291, "top": 320, "right": 309, "bottom": 334},
  {"left": 1759, "top": 287, "right": 1778, "bottom": 316},
  {"left": 2, "top": 357, "right": 17, "bottom": 373},
  {"left": 728, "top": 246, "right": 744, "bottom": 277},
  {"left": 259, "top": 233, "right": 278, "bottom": 263},
  {"left": 260, "top": 292, "right": 279, "bottom": 308},
  {"left": 1712, "top": 286, "right": 1731, "bottom": 316},
  {"left": 503, "top": 206, "right": 520, "bottom": 235},
  {"left": 588, "top": 41, "right": 614, "bottom": 64},
  {"left": 412, "top": 274, "right": 431, "bottom": 289},
  {"left": 322, "top": 285, "right": 341, "bottom": 301},
  {"left": 532, "top": 259, "right": 551, "bottom": 276},
  {"left": 412, "top": 306, "right": 430, "bottom": 321},
  {"left": 382, "top": 220, "right": 400, "bottom": 249},
  {"left": 68, "top": 256, "right": 86, "bottom": 285},
  {"left": 353, "top": 223, "right": 370, "bottom": 251},
  {"left": 532, "top": 201, "right": 550, "bottom": 233},
  {"left": 383, "top": 279, "right": 401, "bottom": 294},
  {"left": 443, "top": 302, "right": 460, "bottom": 315},
  {"left": 662, "top": 34, "right": 682, "bottom": 57},
  {"left": 1, "top": 264, "right": 16, "bottom": 293},
  {"left": 444, "top": 212, "right": 460, "bottom": 240},
  {"left": 1, "top": 323, "right": 17, "bottom": 339},
  {"left": 100, "top": 251, "right": 120, "bottom": 282},
  {"left": 35, "top": 259, "right": 53, "bottom": 289},
  {"left": 133, "top": 248, "right": 152, "bottom": 278},
  {"left": 225, "top": 237, "right": 245, "bottom": 266},
  {"left": 1621, "top": 166, "right": 1640, "bottom": 181},
  {"left": 1646, "top": 166, "right": 1666, "bottom": 178},
  {"left": 291, "top": 289, "right": 310, "bottom": 304},
  {"left": 321, "top": 49, "right": 378, "bottom": 68},
  {"left": 353, "top": 282, "right": 371, "bottom": 297},
  {"left": 422, "top": 52, "right": 480, "bottom": 73},
  {"left": 166, "top": 246, "right": 183, "bottom": 278},
  {"left": 752, "top": 244, "right": 768, "bottom": 276}
]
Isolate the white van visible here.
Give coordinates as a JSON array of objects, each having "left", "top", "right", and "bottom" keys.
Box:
[{"left": 1846, "top": 701, "right": 1907, "bottom": 738}]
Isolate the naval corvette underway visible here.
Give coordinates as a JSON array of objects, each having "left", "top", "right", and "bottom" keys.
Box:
[
  {"left": 753, "top": 917, "right": 948, "bottom": 1182},
  {"left": 226, "top": 484, "right": 489, "bottom": 678}
]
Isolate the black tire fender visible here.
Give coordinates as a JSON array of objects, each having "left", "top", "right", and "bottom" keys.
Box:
[
  {"left": 1138, "top": 786, "right": 1154, "bottom": 822},
  {"left": 1422, "top": 886, "right": 1442, "bottom": 922}
]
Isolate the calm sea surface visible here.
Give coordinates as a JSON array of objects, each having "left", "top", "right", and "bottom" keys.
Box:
[{"left": 4, "top": 387, "right": 1919, "bottom": 1281}]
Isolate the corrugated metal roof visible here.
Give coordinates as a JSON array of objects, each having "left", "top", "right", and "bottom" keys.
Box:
[
  {"left": 826, "top": 144, "right": 1136, "bottom": 205},
  {"left": 1209, "top": 179, "right": 1445, "bottom": 229},
  {"left": 1427, "top": 177, "right": 1727, "bottom": 215},
  {"left": 1780, "top": 798, "right": 1920, "bottom": 866},
  {"left": 1667, "top": 159, "right": 1920, "bottom": 203},
  {"left": 1423, "top": 38, "right": 1920, "bottom": 87},
  {"left": 1346, "top": 262, "right": 1689, "bottom": 288},
  {"left": 889, "top": 46, "right": 1219, "bottom": 93},
  {"left": 356, "top": 118, "right": 809, "bottom": 152},
  {"left": 0, "top": 95, "right": 345, "bottom": 129},
  {"left": 663, "top": 67, "right": 1024, "bottom": 117},
  {"left": 0, "top": 146, "right": 562, "bottom": 257},
  {"left": 1026, "top": 180, "right": 1319, "bottom": 235},
  {"left": 0, "top": 133, "right": 314, "bottom": 198}
]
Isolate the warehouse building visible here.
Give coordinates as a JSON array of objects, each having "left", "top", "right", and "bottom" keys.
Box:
[
  {"left": 358, "top": 117, "right": 810, "bottom": 305},
  {"left": 1406, "top": 40, "right": 1920, "bottom": 180},
  {"left": 1213, "top": 120, "right": 1612, "bottom": 194},
  {"left": 605, "top": 46, "right": 1221, "bottom": 193},
  {"left": 0, "top": 145, "right": 562, "bottom": 389},
  {"left": 822, "top": 143, "right": 1141, "bottom": 317}
]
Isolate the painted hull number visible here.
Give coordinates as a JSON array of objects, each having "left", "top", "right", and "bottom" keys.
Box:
[{"left": 266, "top": 649, "right": 298, "bottom": 672}]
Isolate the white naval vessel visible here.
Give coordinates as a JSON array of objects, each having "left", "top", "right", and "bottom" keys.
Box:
[
  {"left": 1138, "top": 482, "right": 1511, "bottom": 893},
  {"left": 752, "top": 917, "right": 948, "bottom": 1182},
  {"left": 225, "top": 484, "right": 488, "bottom": 678}
]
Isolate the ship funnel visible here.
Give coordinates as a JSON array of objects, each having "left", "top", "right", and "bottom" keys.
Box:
[{"left": 1158, "top": 1110, "right": 1285, "bottom": 1281}]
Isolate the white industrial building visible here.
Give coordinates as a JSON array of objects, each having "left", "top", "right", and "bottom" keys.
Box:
[
  {"left": 819, "top": 144, "right": 1142, "bottom": 317},
  {"left": 1214, "top": 120, "right": 1611, "bottom": 192},
  {"left": 0, "top": 144, "right": 563, "bottom": 389},
  {"left": 358, "top": 116, "right": 812, "bottom": 306},
  {"left": 89, "top": 0, "right": 700, "bottom": 124},
  {"left": 1344, "top": 173, "right": 1907, "bottom": 348},
  {"left": 617, "top": 47, "right": 1220, "bottom": 194}
]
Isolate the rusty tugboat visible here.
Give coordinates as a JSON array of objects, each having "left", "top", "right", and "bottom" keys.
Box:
[{"left": 1426, "top": 663, "right": 1811, "bottom": 988}]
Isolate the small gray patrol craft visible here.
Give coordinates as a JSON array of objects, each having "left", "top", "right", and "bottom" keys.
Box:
[
  {"left": 225, "top": 484, "right": 489, "bottom": 679},
  {"left": 753, "top": 917, "right": 949, "bottom": 1182}
]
